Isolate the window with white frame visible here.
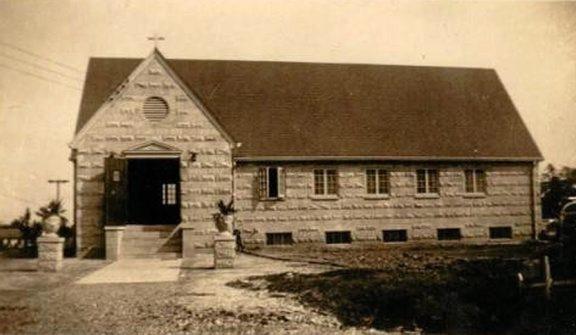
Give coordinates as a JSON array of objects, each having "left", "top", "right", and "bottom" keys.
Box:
[
  {"left": 366, "top": 169, "right": 390, "bottom": 195},
  {"left": 258, "top": 167, "right": 285, "bottom": 200},
  {"left": 314, "top": 169, "right": 338, "bottom": 195},
  {"left": 162, "top": 183, "right": 177, "bottom": 205},
  {"left": 464, "top": 169, "right": 487, "bottom": 193},
  {"left": 416, "top": 169, "right": 439, "bottom": 194}
]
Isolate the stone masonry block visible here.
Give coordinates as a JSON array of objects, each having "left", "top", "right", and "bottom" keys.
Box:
[
  {"left": 105, "top": 226, "right": 125, "bottom": 261},
  {"left": 37, "top": 236, "right": 64, "bottom": 272},
  {"left": 214, "top": 232, "right": 235, "bottom": 269}
]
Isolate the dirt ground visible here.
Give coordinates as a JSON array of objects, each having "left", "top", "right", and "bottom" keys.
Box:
[
  {"left": 0, "top": 253, "right": 383, "bottom": 335},
  {"left": 0, "top": 244, "right": 555, "bottom": 335},
  {"left": 242, "top": 242, "right": 576, "bottom": 334},
  {"left": 247, "top": 241, "right": 549, "bottom": 271}
]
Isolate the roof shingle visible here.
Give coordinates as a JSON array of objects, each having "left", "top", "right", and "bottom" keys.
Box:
[{"left": 76, "top": 56, "right": 542, "bottom": 161}]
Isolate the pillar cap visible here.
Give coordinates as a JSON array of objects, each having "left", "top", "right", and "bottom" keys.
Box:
[
  {"left": 104, "top": 226, "right": 126, "bottom": 231},
  {"left": 37, "top": 236, "right": 65, "bottom": 243}
]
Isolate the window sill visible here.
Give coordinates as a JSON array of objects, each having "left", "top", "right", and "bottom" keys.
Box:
[
  {"left": 462, "top": 193, "right": 486, "bottom": 198},
  {"left": 363, "top": 194, "right": 390, "bottom": 200},
  {"left": 310, "top": 194, "right": 340, "bottom": 201},
  {"left": 414, "top": 193, "right": 440, "bottom": 199},
  {"left": 382, "top": 241, "right": 408, "bottom": 244}
]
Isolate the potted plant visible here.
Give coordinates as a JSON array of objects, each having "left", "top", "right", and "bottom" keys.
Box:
[
  {"left": 214, "top": 199, "right": 235, "bottom": 233},
  {"left": 37, "top": 200, "right": 67, "bottom": 237}
]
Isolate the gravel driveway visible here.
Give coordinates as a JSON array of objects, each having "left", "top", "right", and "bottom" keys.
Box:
[{"left": 0, "top": 254, "right": 377, "bottom": 335}]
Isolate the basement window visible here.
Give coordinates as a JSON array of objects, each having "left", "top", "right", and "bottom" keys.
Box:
[
  {"left": 489, "top": 227, "right": 513, "bottom": 239},
  {"left": 383, "top": 229, "right": 408, "bottom": 243},
  {"left": 325, "top": 231, "right": 352, "bottom": 244},
  {"left": 437, "top": 228, "right": 461, "bottom": 241},
  {"left": 143, "top": 96, "right": 169, "bottom": 121},
  {"left": 258, "top": 167, "right": 285, "bottom": 200},
  {"left": 266, "top": 233, "right": 294, "bottom": 245}
]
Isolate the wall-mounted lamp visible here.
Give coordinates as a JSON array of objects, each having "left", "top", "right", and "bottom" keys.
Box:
[{"left": 189, "top": 151, "right": 197, "bottom": 162}]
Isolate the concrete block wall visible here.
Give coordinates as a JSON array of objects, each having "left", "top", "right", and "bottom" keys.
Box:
[
  {"left": 71, "top": 53, "right": 541, "bottom": 256},
  {"left": 72, "top": 56, "right": 233, "bottom": 257},
  {"left": 234, "top": 162, "right": 537, "bottom": 246}
]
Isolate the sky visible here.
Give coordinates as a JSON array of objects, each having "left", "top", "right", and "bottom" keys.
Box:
[{"left": 0, "top": 0, "right": 575, "bottom": 222}]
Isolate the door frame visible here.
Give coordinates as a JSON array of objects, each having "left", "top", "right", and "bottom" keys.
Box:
[
  {"left": 122, "top": 140, "right": 182, "bottom": 159},
  {"left": 126, "top": 157, "right": 181, "bottom": 225},
  {"left": 121, "top": 140, "right": 184, "bottom": 225}
]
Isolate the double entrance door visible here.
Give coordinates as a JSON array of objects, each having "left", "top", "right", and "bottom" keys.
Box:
[
  {"left": 128, "top": 159, "right": 180, "bottom": 225},
  {"left": 105, "top": 157, "right": 181, "bottom": 226}
]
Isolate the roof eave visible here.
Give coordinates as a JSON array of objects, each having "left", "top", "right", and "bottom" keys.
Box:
[{"left": 233, "top": 155, "right": 544, "bottom": 163}]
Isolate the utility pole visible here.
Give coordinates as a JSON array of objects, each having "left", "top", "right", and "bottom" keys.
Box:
[{"left": 48, "top": 179, "right": 69, "bottom": 201}]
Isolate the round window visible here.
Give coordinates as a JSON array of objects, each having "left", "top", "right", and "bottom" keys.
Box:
[{"left": 142, "top": 97, "right": 169, "bottom": 121}]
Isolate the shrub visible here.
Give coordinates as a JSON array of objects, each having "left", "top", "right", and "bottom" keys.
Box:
[{"left": 9, "top": 200, "right": 76, "bottom": 257}]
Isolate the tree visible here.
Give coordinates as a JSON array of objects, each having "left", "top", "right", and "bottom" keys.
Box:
[
  {"left": 541, "top": 165, "right": 576, "bottom": 219},
  {"left": 10, "top": 208, "right": 42, "bottom": 249},
  {"left": 35, "top": 199, "right": 68, "bottom": 225},
  {"left": 563, "top": 167, "right": 576, "bottom": 185},
  {"left": 542, "top": 163, "right": 558, "bottom": 182}
]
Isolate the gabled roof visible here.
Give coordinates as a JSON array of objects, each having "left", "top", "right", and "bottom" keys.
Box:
[{"left": 76, "top": 56, "right": 542, "bottom": 161}]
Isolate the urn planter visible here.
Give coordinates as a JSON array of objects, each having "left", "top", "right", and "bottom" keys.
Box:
[
  {"left": 37, "top": 215, "right": 64, "bottom": 272},
  {"left": 42, "top": 215, "right": 62, "bottom": 237}
]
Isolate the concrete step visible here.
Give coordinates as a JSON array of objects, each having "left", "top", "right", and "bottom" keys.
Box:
[
  {"left": 122, "top": 233, "right": 180, "bottom": 240},
  {"left": 123, "top": 231, "right": 179, "bottom": 238},
  {"left": 124, "top": 225, "right": 178, "bottom": 232},
  {"left": 123, "top": 244, "right": 181, "bottom": 252},
  {"left": 121, "top": 225, "right": 182, "bottom": 259},
  {"left": 122, "top": 236, "right": 181, "bottom": 243},
  {"left": 122, "top": 252, "right": 182, "bottom": 260},
  {"left": 123, "top": 249, "right": 182, "bottom": 256},
  {"left": 122, "top": 242, "right": 181, "bottom": 249}
]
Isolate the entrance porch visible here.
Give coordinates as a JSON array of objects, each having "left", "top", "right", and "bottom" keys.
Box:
[{"left": 103, "top": 142, "right": 184, "bottom": 260}]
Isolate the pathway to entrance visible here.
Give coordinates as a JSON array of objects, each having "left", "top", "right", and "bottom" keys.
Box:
[
  {"left": 180, "top": 253, "right": 333, "bottom": 311},
  {"left": 76, "top": 258, "right": 182, "bottom": 284},
  {"left": 1, "top": 253, "right": 383, "bottom": 334},
  {"left": 173, "top": 253, "right": 344, "bottom": 333}
]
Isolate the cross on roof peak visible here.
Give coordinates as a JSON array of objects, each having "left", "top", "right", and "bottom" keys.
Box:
[{"left": 147, "top": 34, "right": 165, "bottom": 48}]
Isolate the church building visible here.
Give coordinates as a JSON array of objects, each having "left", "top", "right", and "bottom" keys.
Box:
[{"left": 69, "top": 49, "right": 542, "bottom": 259}]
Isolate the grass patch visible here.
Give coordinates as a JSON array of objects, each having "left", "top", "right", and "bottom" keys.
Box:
[{"left": 248, "top": 257, "right": 576, "bottom": 334}]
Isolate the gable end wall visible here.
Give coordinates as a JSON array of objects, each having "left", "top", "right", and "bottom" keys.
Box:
[{"left": 73, "top": 57, "right": 232, "bottom": 257}]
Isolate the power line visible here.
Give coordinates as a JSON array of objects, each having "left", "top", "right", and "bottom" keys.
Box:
[
  {"left": 0, "top": 51, "right": 83, "bottom": 82},
  {"left": 0, "top": 40, "right": 83, "bottom": 74},
  {"left": 0, "top": 63, "right": 82, "bottom": 91},
  {"left": 0, "top": 192, "right": 44, "bottom": 206}
]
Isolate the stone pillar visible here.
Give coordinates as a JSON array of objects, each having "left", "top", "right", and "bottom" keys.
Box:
[
  {"left": 214, "top": 232, "right": 236, "bottom": 269},
  {"left": 105, "top": 226, "right": 125, "bottom": 261},
  {"left": 37, "top": 236, "right": 64, "bottom": 272}
]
